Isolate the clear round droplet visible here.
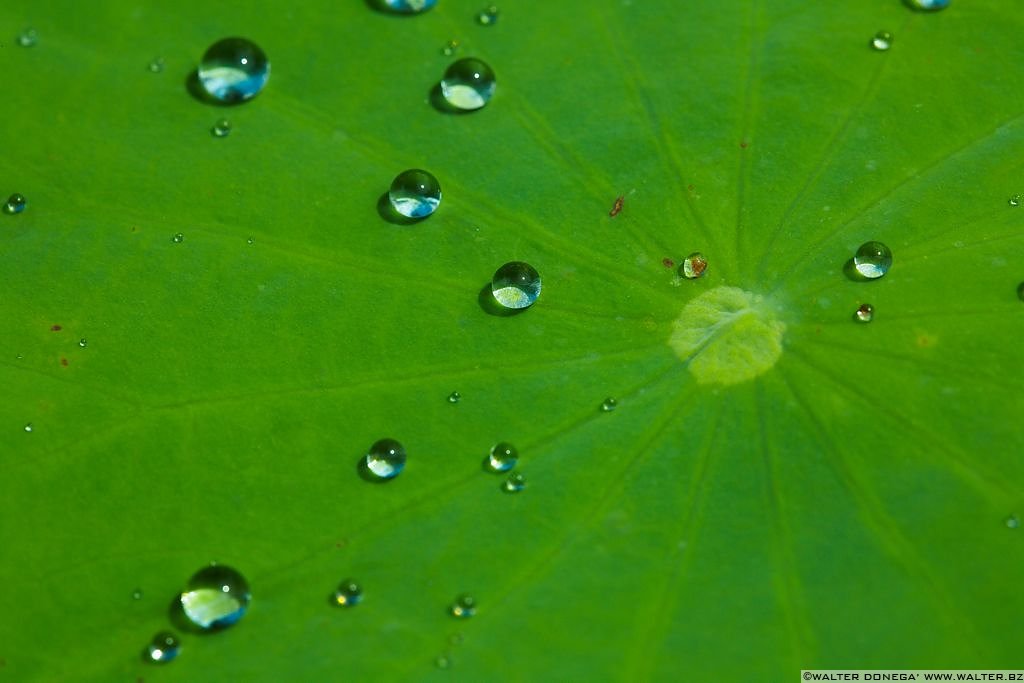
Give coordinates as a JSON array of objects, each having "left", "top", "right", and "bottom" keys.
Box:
[
  {"left": 905, "top": 0, "right": 950, "bottom": 10},
  {"left": 389, "top": 169, "right": 441, "bottom": 218},
  {"left": 486, "top": 442, "right": 518, "bottom": 473},
  {"left": 197, "top": 37, "right": 270, "bottom": 103},
  {"left": 441, "top": 40, "right": 459, "bottom": 56},
  {"left": 211, "top": 119, "right": 232, "bottom": 137},
  {"left": 145, "top": 631, "right": 181, "bottom": 664},
  {"left": 17, "top": 28, "right": 38, "bottom": 48},
  {"left": 172, "top": 233, "right": 184, "bottom": 243},
  {"left": 600, "top": 397, "right": 618, "bottom": 412},
  {"left": 78, "top": 338, "right": 88, "bottom": 348},
  {"left": 1005, "top": 514, "right": 1020, "bottom": 529},
  {"left": 24, "top": 423, "right": 33, "bottom": 433},
  {"left": 680, "top": 252, "right": 708, "bottom": 279},
  {"left": 379, "top": 0, "right": 437, "bottom": 13},
  {"left": 364, "top": 438, "right": 407, "bottom": 480},
  {"left": 854, "top": 303, "right": 874, "bottom": 323},
  {"left": 853, "top": 241, "right": 892, "bottom": 279},
  {"left": 491, "top": 262, "right": 541, "bottom": 309},
  {"left": 1010, "top": 194, "right": 1021, "bottom": 207},
  {"left": 179, "top": 564, "right": 251, "bottom": 630},
  {"left": 148, "top": 57, "right": 165, "bottom": 73},
  {"left": 332, "top": 578, "right": 363, "bottom": 607},
  {"left": 503, "top": 471, "right": 526, "bottom": 493},
  {"left": 4, "top": 193, "right": 27, "bottom": 215},
  {"left": 449, "top": 594, "right": 476, "bottom": 618},
  {"left": 871, "top": 31, "right": 892, "bottom": 51},
  {"left": 447, "top": 391, "right": 461, "bottom": 404},
  {"left": 440, "top": 58, "right": 496, "bottom": 111},
  {"left": 477, "top": 5, "right": 499, "bottom": 25}
]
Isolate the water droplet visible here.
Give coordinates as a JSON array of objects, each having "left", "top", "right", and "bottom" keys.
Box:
[
  {"left": 3, "top": 193, "right": 27, "bottom": 215},
  {"left": 680, "top": 252, "right": 708, "bottom": 279},
  {"left": 132, "top": 588, "right": 143, "bottom": 600},
  {"left": 1005, "top": 514, "right": 1020, "bottom": 529},
  {"left": 854, "top": 303, "right": 874, "bottom": 323},
  {"left": 447, "top": 391, "right": 461, "bottom": 404},
  {"left": 247, "top": 236, "right": 255, "bottom": 245},
  {"left": 332, "top": 578, "right": 363, "bottom": 607},
  {"left": 435, "top": 655, "right": 451, "bottom": 669},
  {"left": 148, "top": 57, "right": 165, "bottom": 73},
  {"left": 440, "top": 58, "right": 496, "bottom": 111},
  {"left": 853, "top": 241, "right": 893, "bottom": 279},
  {"left": 16, "top": 28, "right": 38, "bottom": 48},
  {"left": 388, "top": 169, "right": 441, "bottom": 218},
  {"left": 491, "top": 262, "right": 541, "bottom": 309},
  {"left": 78, "top": 338, "right": 88, "bottom": 348},
  {"left": 1017, "top": 282, "right": 1024, "bottom": 302},
  {"left": 179, "top": 564, "right": 251, "bottom": 630},
  {"left": 197, "top": 37, "right": 270, "bottom": 103},
  {"left": 441, "top": 39, "right": 459, "bottom": 56},
  {"left": 364, "top": 438, "right": 407, "bottom": 480},
  {"left": 1010, "top": 194, "right": 1021, "bottom": 207},
  {"left": 449, "top": 594, "right": 476, "bottom": 618},
  {"left": 172, "top": 233, "right": 184, "bottom": 243},
  {"left": 24, "top": 423, "right": 33, "bottom": 433},
  {"left": 379, "top": 0, "right": 437, "bottom": 13},
  {"left": 145, "top": 631, "right": 181, "bottom": 664},
  {"left": 211, "top": 119, "right": 231, "bottom": 137},
  {"left": 871, "top": 30, "right": 893, "bottom": 51},
  {"left": 476, "top": 5, "right": 499, "bottom": 25},
  {"left": 600, "top": 397, "right": 618, "bottom": 412},
  {"left": 904, "top": 0, "right": 950, "bottom": 11},
  {"left": 503, "top": 471, "right": 526, "bottom": 493},
  {"left": 486, "top": 442, "right": 518, "bottom": 473}
]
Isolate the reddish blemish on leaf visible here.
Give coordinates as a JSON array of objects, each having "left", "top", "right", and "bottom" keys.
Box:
[
  {"left": 740, "top": 140, "right": 749, "bottom": 148},
  {"left": 662, "top": 257, "right": 675, "bottom": 268},
  {"left": 609, "top": 195, "right": 624, "bottom": 217},
  {"left": 687, "top": 184, "right": 695, "bottom": 192},
  {"left": 61, "top": 357, "right": 69, "bottom": 367},
  {"left": 51, "top": 324, "right": 62, "bottom": 331}
]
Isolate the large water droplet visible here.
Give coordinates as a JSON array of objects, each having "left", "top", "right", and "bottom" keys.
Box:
[
  {"left": 179, "top": 564, "right": 251, "bottom": 630},
  {"left": 491, "top": 262, "right": 541, "bottom": 309},
  {"left": 145, "top": 631, "right": 181, "bottom": 664},
  {"left": 16, "top": 28, "right": 38, "bottom": 48},
  {"left": 4, "top": 193, "right": 27, "bottom": 215},
  {"left": 449, "top": 594, "right": 476, "bottom": 618},
  {"left": 503, "top": 471, "right": 526, "bottom": 493},
  {"left": 904, "top": 0, "right": 950, "bottom": 10},
  {"left": 854, "top": 303, "right": 874, "bottom": 323},
  {"left": 871, "top": 30, "right": 893, "bottom": 51},
  {"left": 680, "top": 252, "right": 708, "bottom": 279},
  {"left": 211, "top": 118, "right": 232, "bottom": 137},
  {"left": 476, "top": 5, "right": 499, "bottom": 25},
  {"left": 388, "top": 169, "right": 441, "bottom": 218},
  {"left": 853, "top": 241, "right": 892, "bottom": 279},
  {"left": 600, "top": 397, "right": 618, "bottom": 412},
  {"left": 486, "top": 442, "right": 518, "bottom": 472},
  {"left": 378, "top": 0, "right": 437, "bottom": 13},
  {"left": 364, "top": 438, "right": 407, "bottom": 480},
  {"left": 332, "top": 578, "right": 363, "bottom": 607},
  {"left": 440, "top": 58, "right": 496, "bottom": 111},
  {"left": 197, "top": 38, "right": 270, "bottom": 103}
]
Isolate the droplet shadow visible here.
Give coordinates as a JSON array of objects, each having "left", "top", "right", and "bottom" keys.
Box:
[
  {"left": 477, "top": 283, "right": 524, "bottom": 317},
  {"left": 377, "top": 193, "right": 427, "bottom": 226},
  {"left": 843, "top": 258, "right": 873, "bottom": 282}
]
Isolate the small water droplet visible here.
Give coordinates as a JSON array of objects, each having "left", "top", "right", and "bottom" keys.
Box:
[
  {"left": 491, "top": 262, "right": 541, "bottom": 309},
  {"left": 388, "top": 169, "right": 441, "bottom": 218},
  {"left": 364, "top": 438, "right": 407, "bottom": 480},
  {"left": 197, "top": 38, "right": 270, "bottom": 103},
  {"left": 1005, "top": 514, "right": 1020, "bottom": 529},
  {"left": 24, "top": 423, "right": 33, "bottom": 433},
  {"left": 600, "top": 397, "right": 618, "bottom": 412},
  {"left": 3, "top": 193, "right": 27, "bottom": 215},
  {"left": 871, "top": 30, "right": 893, "bottom": 51},
  {"left": 380, "top": 0, "right": 437, "bottom": 13},
  {"left": 447, "top": 391, "right": 461, "bottom": 403},
  {"left": 1010, "top": 194, "right": 1021, "bottom": 207},
  {"left": 449, "top": 594, "right": 476, "bottom": 618},
  {"left": 247, "top": 236, "right": 255, "bottom": 245},
  {"left": 486, "top": 442, "right": 518, "bottom": 472},
  {"left": 172, "top": 233, "right": 184, "bottom": 243},
  {"left": 132, "top": 588, "right": 143, "bottom": 600},
  {"left": 503, "top": 471, "right": 526, "bottom": 493},
  {"left": 435, "top": 654, "right": 451, "bottom": 669},
  {"left": 440, "top": 58, "right": 496, "bottom": 111},
  {"left": 441, "top": 39, "right": 459, "bottom": 56},
  {"left": 904, "top": 0, "right": 950, "bottom": 11},
  {"left": 680, "top": 252, "right": 708, "bottom": 279},
  {"left": 145, "top": 631, "right": 180, "bottom": 664},
  {"left": 332, "top": 578, "right": 363, "bottom": 607},
  {"left": 179, "top": 564, "right": 251, "bottom": 630},
  {"left": 148, "top": 57, "right": 165, "bottom": 73},
  {"left": 78, "top": 338, "right": 88, "bottom": 348},
  {"left": 16, "top": 28, "right": 38, "bottom": 48},
  {"left": 476, "top": 5, "right": 499, "bottom": 25},
  {"left": 211, "top": 119, "right": 231, "bottom": 137},
  {"left": 852, "top": 241, "right": 893, "bottom": 279},
  {"left": 854, "top": 303, "right": 874, "bottom": 323}
]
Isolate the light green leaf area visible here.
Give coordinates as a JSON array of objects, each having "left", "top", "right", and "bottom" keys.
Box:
[{"left": 2, "top": 0, "right": 1022, "bottom": 681}]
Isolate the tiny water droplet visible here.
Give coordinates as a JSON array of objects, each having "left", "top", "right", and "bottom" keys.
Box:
[
  {"left": 247, "top": 236, "right": 255, "bottom": 245},
  {"left": 364, "top": 438, "right": 407, "bottom": 480},
  {"left": 1010, "top": 194, "right": 1021, "bottom": 207},
  {"left": 476, "top": 5, "right": 499, "bottom": 25},
  {"left": 853, "top": 241, "right": 892, "bottom": 279},
  {"left": 3, "top": 193, "right": 27, "bottom": 215},
  {"left": 441, "top": 39, "right": 459, "bottom": 56},
  {"left": 447, "top": 391, "right": 461, "bottom": 403},
  {"left": 145, "top": 631, "right": 180, "bottom": 664},
  {"left": 600, "top": 397, "right": 618, "bottom": 412},
  {"left": 491, "top": 262, "right": 541, "bottom": 309},
  {"left": 24, "top": 423, "right": 33, "bottom": 433},
  {"left": 486, "top": 442, "right": 518, "bottom": 473},
  {"left": 871, "top": 30, "right": 892, "bottom": 51},
  {"left": 388, "top": 169, "right": 441, "bottom": 218},
  {"left": 1005, "top": 514, "right": 1020, "bottom": 529},
  {"left": 854, "top": 303, "right": 874, "bottom": 323},
  {"left": 449, "top": 594, "right": 476, "bottom": 618},
  {"left": 78, "top": 338, "right": 88, "bottom": 348},
  {"left": 132, "top": 588, "right": 143, "bottom": 600},
  {"left": 440, "top": 58, "right": 496, "bottom": 111},
  {"left": 179, "top": 564, "right": 251, "bottom": 630},
  {"left": 905, "top": 0, "right": 950, "bottom": 11},
  {"left": 211, "top": 119, "right": 231, "bottom": 137},
  {"left": 435, "top": 654, "right": 451, "bottom": 669},
  {"left": 332, "top": 578, "right": 363, "bottom": 607},
  {"left": 380, "top": 0, "right": 437, "bottom": 13},
  {"left": 172, "top": 233, "right": 184, "bottom": 243},
  {"left": 503, "top": 471, "right": 526, "bottom": 493},
  {"left": 197, "top": 37, "right": 270, "bottom": 103},
  {"left": 148, "top": 57, "right": 165, "bottom": 73},
  {"left": 17, "top": 28, "right": 38, "bottom": 48},
  {"left": 680, "top": 252, "right": 708, "bottom": 279}
]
